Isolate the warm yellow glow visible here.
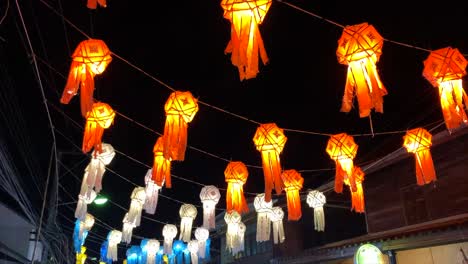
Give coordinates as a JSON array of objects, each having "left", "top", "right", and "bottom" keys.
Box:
[
  {"left": 225, "top": 161, "right": 249, "bottom": 213},
  {"left": 82, "top": 102, "right": 115, "bottom": 154},
  {"left": 403, "top": 128, "right": 437, "bottom": 185},
  {"left": 281, "top": 169, "right": 303, "bottom": 221},
  {"left": 152, "top": 136, "right": 172, "bottom": 187},
  {"left": 326, "top": 133, "right": 358, "bottom": 194}
]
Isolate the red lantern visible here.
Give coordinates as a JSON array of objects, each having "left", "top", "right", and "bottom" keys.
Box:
[
  {"left": 253, "top": 123, "right": 287, "bottom": 202},
  {"left": 225, "top": 161, "right": 249, "bottom": 214},
  {"left": 87, "top": 0, "right": 106, "bottom": 9},
  {"left": 403, "top": 128, "right": 437, "bottom": 185},
  {"left": 423, "top": 47, "right": 468, "bottom": 130},
  {"left": 152, "top": 136, "right": 172, "bottom": 188},
  {"left": 82, "top": 102, "right": 115, "bottom": 154},
  {"left": 337, "top": 22, "right": 387, "bottom": 118},
  {"left": 61, "top": 39, "right": 112, "bottom": 117},
  {"left": 221, "top": 0, "right": 271, "bottom": 80},
  {"left": 163, "top": 91, "right": 198, "bottom": 161},
  {"left": 326, "top": 133, "right": 358, "bottom": 194},
  {"left": 281, "top": 169, "right": 303, "bottom": 221}
]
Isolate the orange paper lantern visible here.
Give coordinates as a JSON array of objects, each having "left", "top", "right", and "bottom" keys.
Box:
[
  {"left": 337, "top": 22, "right": 388, "bottom": 118},
  {"left": 326, "top": 133, "right": 358, "bottom": 194},
  {"left": 82, "top": 102, "right": 115, "bottom": 154},
  {"left": 152, "top": 136, "right": 172, "bottom": 188},
  {"left": 87, "top": 0, "right": 106, "bottom": 9},
  {"left": 61, "top": 39, "right": 112, "bottom": 117},
  {"left": 221, "top": 0, "right": 271, "bottom": 80},
  {"left": 224, "top": 161, "right": 249, "bottom": 214},
  {"left": 163, "top": 91, "right": 198, "bottom": 161},
  {"left": 253, "top": 123, "right": 287, "bottom": 202},
  {"left": 281, "top": 169, "right": 303, "bottom": 221},
  {"left": 423, "top": 47, "right": 468, "bottom": 131},
  {"left": 346, "top": 167, "right": 365, "bottom": 213},
  {"left": 403, "top": 128, "right": 437, "bottom": 185}
]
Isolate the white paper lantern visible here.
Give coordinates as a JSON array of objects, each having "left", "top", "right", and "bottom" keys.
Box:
[
  {"left": 143, "top": 169, "right": 164, "bottom": 215},
  {"left": 199, "top": 185, "right": 221, "bottom": 230},
  {"left": 254, "top": 193, "right": 272, "bottom": 242},
  {"left": 194, "top": 227, "right": 209, "bottom": 259},
  {"left": 268, "top": 207, "right": 285, "bottom": 244},
  {"left": 78, "top": 213, "right": 95, "bottom": 240},
  {"left": 224, "top": 211, "right": 241, "bottom": 254},
  {"left": 75, "top": 189, "right": 96, "bottom": 220},
  {"left": 122, "top": 213, "right": 136, "bottom": 244},
  {"left": 128, "top": 187, "right": 146, "bottom": 227},
  {"left": 179, "top": 204, "right": 197, "bottom": 242},
  {"left": 145, "top": 239, "right": 160, "bottom": 264},
  {"left": 107, "top": 230, "right": 122, "bottom": 261},
  {"left": 232, "top": 222, "right": 246, "bottom": 256},
  {"left": 306, "top": 190, "right": 326, "bottom": 231},
  {"left": 187, "top": 240, "right": 199, "bottom": 264},
  {"left": 85, "top": 143, "right": 115, "bottom": 195},
  {"left": 162, "top": 224, "right": 177, "bottom": 255}
]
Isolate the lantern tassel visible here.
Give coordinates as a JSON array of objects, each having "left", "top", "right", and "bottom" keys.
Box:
[
  {"left": 314, "top": 207, "right": 325, "bottom": 232},
  {"left": 350, "top": 183, "right": 365, "bottom": 213},
  {"left": 86, "top": 159, "right": 106, "bottom": 194},
  {"left": 163, "top": 238, "right": 173, "bottom": 256},
  {"left": 179, "top": 217, "right": 193, "bottom": 242},
  {"left": 61, "top": 62, "right": 95, "bottom": 117},
  {"left": 75, "top": 195, "right": 88, "bottom": 220},
  {"left": 163, "top": 115, "right": 188, "bottom": 161},
  {"left": 83, "top": 121, "right": 104, "bottom": 154},
  {"left": 260, "top": 150, "right": 283, "bottom": 202},
  {"left": 285, "top": 189, "right": 302, "bottom": 220},
  {"left": 439, "top": 80, "right": 468, "bottom": 130},
  {"left": 144, "top": 169, "right": 163, "bottom": 214},
  {"left": 107, "top": 243, "right": 118, "bottom": 262},
  {"left": 272, "top": 219, "right": 284, "bottom": 244},
  {"left": 202, "top": 201, "right": 216, "bottom": 229},
  {"left": 414, "top": 149, "right": 437, "bottom": 185},
  {"left": 342, "top": 58, "right": 387, "bottom": 118},
  {"left": 226, "top": 182, "right": 248, "bottom": 213},
  {"left": 335, "top": 158, "right": 355, "bottom": 193},
  {"left": 256, "top": 212, "right": 271, "bottom": 242}
]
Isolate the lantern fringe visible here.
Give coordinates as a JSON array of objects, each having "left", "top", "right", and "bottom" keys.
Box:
[
  {"left": 73, "top": 220, "right": 87, "bottom": 253},
  {"left": 128, "top": 200, "right": 144, "bottom": 227},
  {"left": 414, "top": 149, "right": 437, "bottom": 185},
  {"left": 272, "top": 219, "right": 285, "bottom": 244},
  {"left": 334, "top": 158, "right": 355, "bottom": 193},
  {"left": 285, "top": 189, "right": 302, "bottom": 220},
  {"left": 61, "top": 61, "right": 95, "bottom": 117},
  {"left": 144, "top": 169, "right": 163, "bottom": 214},
  {"left": 202, "top": 201, "right": 217, "bottom": 229},
  {"left": 74, "top": 195, "right": 88, "bottom": 220},
  {"left": 179, "top": 217, "right": 193, "bottom": 242},
  {"left": 85, "top": 159, "right": 106, "bottom": 194},
  {"left": 350, "top": 183, "right": 365, "bottom": 213},
  {"left": 188, "top": 240, "right": 199, "bottom": 264},
  {"left": 152, "top": 137, "right": 172, "bottom": 188},
  {"left": 122, "top": 223, "right": 135, "bottom": 244},
  {"left": 163, "top": 115, "right": 188, "bottom": 161},
  {"left": 260, "top": 150, "right": 283, "bottom": 202},
  {"left": 314, "top": 207, "right": 325, "bottom": 231},
  {"left": 256, "top": 212, "right": 271, "bottom": 242},
  {"left": 83, "top": 121, "right": 105, "bottom": 154},
  {"left": 438, "top": 80, "right": 468, "bottom": 130},
  {"left": 226, "top": 182, "right": 249, "bottom": 213}
]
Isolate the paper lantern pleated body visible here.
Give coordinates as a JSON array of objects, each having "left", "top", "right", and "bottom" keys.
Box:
[
  {"left": 145, "top": 239, "right": 160, "bottom": 264},
  {"left": 346, "top": 167, "right": 365, "bottom": 213},
  {"left": 224, "top": 161, "right": 249, "bottom": 213},
  {"left": 253, "top": 193, "right": 272, "bottom": 242},
  {"left": 423, "top": 47, "right": 468, "bottom": 130},
  {"left": 306, "top": 190, "right": 326, "bottom": 231},
  {"left": 224, "top": 210, "right": 242, "bottom": 254},
  {"left": 337, "top": 22, "right": 388, "bottom": 118},
  {"left": 122, "top": 213, "right": 136, "bottom": 244},
  {"left": 281, "top": 169, "right": 303, "bottom": 221},
  {"left": 326, "top": 133, "right": 358, "bottom": 193},
  {"left": 194, "top": 227, "right": 209, "bottom": 259},
  {"left": 61, "top": 39, "right": 112, "bottom": 117},
  {"left": 82, "top": 102, "right": 115, "bottom": 154},
  {"left": 152, "top": 136, "right": 172, "bottom": 188},
  {"left": 253, "top": 123, "right": 287, "bottom": 202},
  {"left": 163, "top": 91, "right": 198, "bottom": 161},
  {"left": 162, "top": 224, "right": 178, "bottom": 255},
  {"left": 179, "top": 204, "right": 197, "bottom": 242},
  {"left": 143, "top": 169, "right": 162, "bottom": 215},
  {"left": 268, "top": 206, "right": 285, "bottom": 244},
  {"left": 403, "top": 128, "right": 437, "bottom": 185},
  {"left": 232, "top": 222, "right": 246, "bottom": 255},
  {"left": 200, "top": 185, "right": 221, "bottom": 229},
  {"left": 221, "top": 0, "right": 271, "bottom": 80},
  {"left": 75, "top": 188, "right": 96, "bottom": 220},
  {"left": 188, "top": 240, "right": 199, "bottom": 264},
  {"left": 106, "top": 230, "right": 122, "bottom": 262},
  {"left": 128, "top": 187, "right": 146, "bottom": 227}
]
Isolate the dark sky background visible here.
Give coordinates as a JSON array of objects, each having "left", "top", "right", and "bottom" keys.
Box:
[{"left": 1, "top": 0, "right": 468, "bottom": 261}]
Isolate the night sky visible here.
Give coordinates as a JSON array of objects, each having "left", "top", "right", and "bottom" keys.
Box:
[{"left": 2, "top": 0, "right": 468, "bottom": 261}]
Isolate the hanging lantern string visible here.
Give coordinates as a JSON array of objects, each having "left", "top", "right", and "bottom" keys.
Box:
[
  {"left": 36, "top": 1, "right": 448, "bottom": 139},
  {"left": 276, "top": 0, "right": 467, "bottom": 56}
]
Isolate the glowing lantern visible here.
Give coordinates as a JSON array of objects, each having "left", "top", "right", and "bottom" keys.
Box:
[
  {"left": 163, "top": 91, "right": 199, "bottom": 161},
  {"left": 179, "top": 204, "right": 197, "bottom": 242},
  {"left": 347, "top": 167, "right": 366, "bottom": 213},
  {"left": 224, "top": 210, "right": 241, "bottom": 254},
  {"left": 199, "top": 185, "right": 221, "bottom": 230},
  {"left": 281, "top": 169, "right": 303, "bottom": 221},
  {"left": 162, "top": 224, "right": 178, "bottom": 255},
  {"left": 122, "top": 213, "right": 136, "bottom": 244},
  {"left": 87, "top": 0, "right": 106, "bottom": 9},
  {"left": 75, "top": 189, "right": 96, "bottom": 220},
  {"left": 194, "top": 227, "right": 209, "bottom": 259},
  {"left": 76, "top": 246, "right": 87, "bottom": 264},
  {"left": 152, "top": 136, "right": 172, "bottom": 188},
  {"left": 79, "top": 143, "right": 115, "bottom": 203},
  {"left": 268, "top": 206, "right": 285, "bottom": 244},
  {"left": 326, "top": 133, "right": 358, "bottom": 193},
  {"left": 126, "top": 245, "right": 141, "bottom": 264},
  {"left": 60, "top": 39, "right": 112, "bottom": 117},
  {"left": 220, "top": 0, "right": 271, "bottom": 80},
  {"left": 82, "top": 102, "right": 115, "bottom": 154},
  {"left": 187, "top": 240, "right": 199, "bottom": 264},
  {"left": 232, "top": 222, "right": 246, "bottom": 255},
  {"left": 423, "top": 47, "right": 468, "bottom": 131},
  {"left": 337, "top": 22, "right": 387, "bottom": 118},
  {"left": 143, "top": 169, "right": 162, "bottom": 215},
  {"left": 106, "top": 230, "right": 122, "bottom": 262},
  {"left": 73, "top": 214, "right": 95, "bottom": 253},
  {"left": 254, "top": 193, "right": 272, "bottom": 242},
  {"left": 253, "top": 123, "right": 287, "bottom": 202},
  {"left": 306, "top": 190, "right": 326, "bottom": 231},
  {"left": 145, "top": 239, "right": 160, "bottom": 264},
  {"left": 403, "top": 128, "right": 437, "bottom": 185},
  {"left": 224, "top": 161, "right": 249, "bottom": 213},
  {"left": 127, "top": 187, "right": 146, "bottom": 227}
]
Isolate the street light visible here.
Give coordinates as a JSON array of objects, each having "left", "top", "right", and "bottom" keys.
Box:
[{"left": 93, "top": 194, "right": 108, "bottom": 205}]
